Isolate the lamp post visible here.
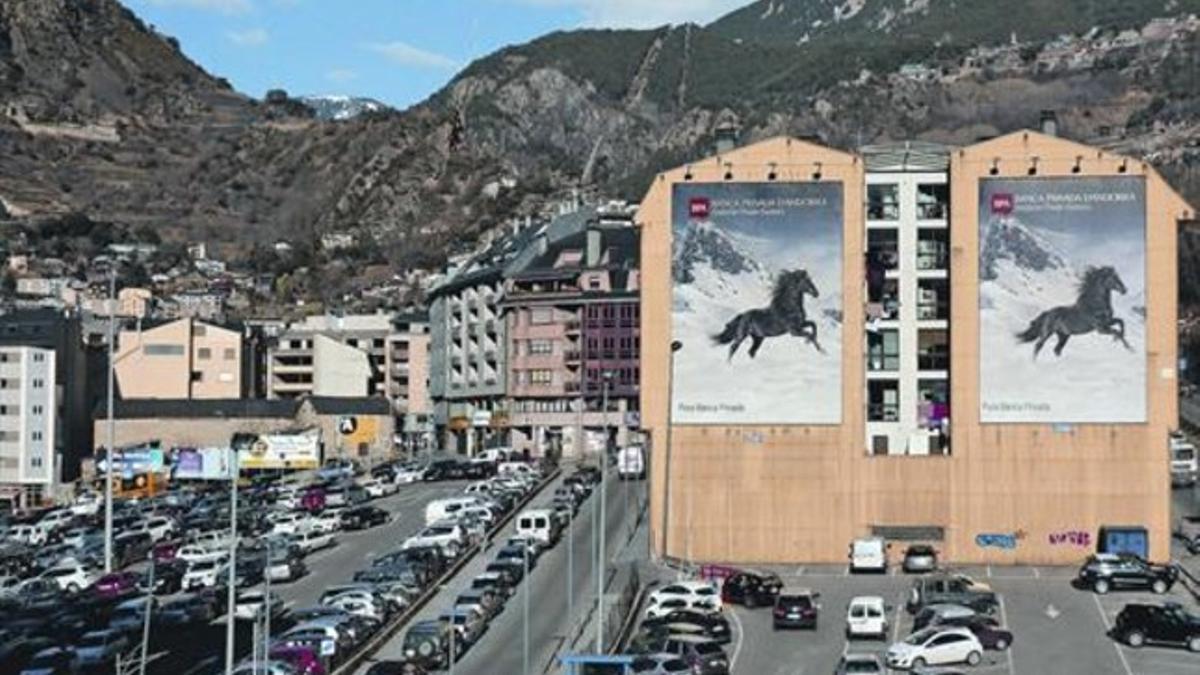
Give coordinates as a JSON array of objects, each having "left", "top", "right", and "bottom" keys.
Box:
[
  {"left": 522, "top": 544, "right": 530, "bottom": 675},
  {"left": 661, "top": 341, "right": 682, "bottom": 559},
  {"left": 225, "top": 446, "right": 239, "bottom": 675},
  {"left": 597, "top": 369, "right": 613, "bottom": 652},
  {"left": 104, "top": 267, "right": 116, "bottom": 574}
]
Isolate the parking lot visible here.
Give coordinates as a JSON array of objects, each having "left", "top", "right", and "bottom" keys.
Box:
[{"left": 631, "top": 485, "right": 1200, "bottom": 675}]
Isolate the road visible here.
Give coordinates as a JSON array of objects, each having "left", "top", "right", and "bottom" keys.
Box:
[
  {"left": 362, "top": 470, "right": 647, "bottom": 674},
  {"left": 148, "top": 480, "right": 471, "bottom": 675}
]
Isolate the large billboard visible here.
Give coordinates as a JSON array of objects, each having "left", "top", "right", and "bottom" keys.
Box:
[
  {"left": 235, "top": 430, "right": 321, "bottom": 470},
  {"left": 979, "top": 176, "right": 1146, "bottom": 423},
  {"left": 671, "top": 182, "right": 844, "bottom": 425},
  {"left": 171, "top": 447, "right": 234, "bottom": 480}
]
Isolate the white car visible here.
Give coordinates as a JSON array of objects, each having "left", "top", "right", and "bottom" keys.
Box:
[
  {"left": 647, "top": 582, "right": 722, "bottom": 614},
  {"left": 234, "top": 589, "right": 284, "bottom": 620},
  {"left": 846, "top": 596, "right": 888, "bottom": 639},
  {"left": 393, "top": 464, "right": 426, "bottom": 484},
  {"left": 137, "top": 516, "right": 177, "bottom": 542},
  {"left": 8, "top": 524, "right": 48, "bottom": 546},
  {"left": 886, "top": 626, "right": 985, "bottom": 670},
  {"left": 358, "top": 478, "right": 395, "bottom": 499},
  {"left": 309, "top": 511, "right": 343, "bottom": 534},
  {"left": 177, "top": 544, "right": 228, "bottom": 565},
  {"left": 326, "top": 595, "right": 387, "bottom": 621},
  {"left": 37, "top": 510, "right": 75, "bottom": 536},
  {"left": 183, "top": 560, "right": 228, "bottom": 591},
  {"left": 39, "top": 562, "right": 96, "bottom": 594},
  {"left": 71, "top": 492, "right": 102, "bottom": 516},
  {"left": 60, "top": 527, "right": 93, "bottom": 549},
  {"left": 402, "top": 522, "right": 467, "bottom": 558},
  {"left": 293, "top": 529, "right": 336, "bottom": 554},
  {"left": 270, "top": 513, "right": 313, "bottom": 537},
  {"left": 189, "top": 530, "right": 233, "bottom": 551}
]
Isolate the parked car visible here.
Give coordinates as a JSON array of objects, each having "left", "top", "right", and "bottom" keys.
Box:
[
  {"left": 629, "top": 654, "right": 690, "bottom": 675},
  {"left": 1175, "top": 515, "right": 1200, "bottom": 554},
  {"left": 158, "top": 593, "right": 220, "bottom": 625},
  {"left": 294, "top": 529, "right": 336, "bottom": 554},
  {"left": 1113, "top": 602, "right": 1200, "bottom": 651},
  {"left": 849, "top": 537, "right": 888, "bottom": 574},
  {"left": 19, "top": 646, "right": 78, "bottom": 675},
  {"left": 907, "top": 573, "right": 997, "bottom": 614},
  {"left": 401, "top": 619, "right": 455, "bottom": 669},
  {"left": 109, "top": 597, "right": 156, "bottom": 634},
  {"left": 269, "top": 645, "right": 326, "bottom": 675},
  {"left": 359, "top": 478, "right": 396, "bottom": 499},
  {"left": 1077, "top": 553, "right": 1178, "bottom": 595},
  {"left": 393, "top": 464, "right": 427, "bottom": 484},
  {"left": 886, "top": 626, "right": 984, "bottom": 670},
  {"left": 265, "top": 556, "right": 308, "bottom": 583},
  {"left": 902, "top": 544, "right": 938, "bottom": 573},
  {"left": 773, "top": 588, "right": 820, "bottom": 630},
  {"left": 913, "top": 603, "right": 977, "bottom": 632},
  {"left": 647, "top": 582, "right": 721, "bottom": 615},
  {"left": 177, "top": 544, "right": 227, "bottom": 565},
  {"left": 936, "top": 614, "right": 1015, "bottom": 651},
  {"left": 341, "top": 506, "right": 390, "bottom": 530},
  {"left": 183, "top": 560, "right": 227, "bottom": 591},
  {"left": 834, "top": 653, "right": 885, "bottom": 675},
  {"left": 402, "top": 523, "right": 466, "bottom": 558},
  {"left": 720, "top": 570, "right": 782, "bottom": 609},
  {"left": 652, "top": 636, "right": 729, "bottom": 675},
  {"left": 640, "top": 609, "right": 731, "bottom": 644},
  {"left": 234, "top": 589, "right": 283, "bottom": 620},
  {"left": 846, "top": 596, "right": 888, "bottom": 639},
  {"left": 73, "top": 629, "right": 130, "bottom": 668},
  {"left": 91, "top": 572, "right": 141, "bottom": 601},
  {"left": 39, "top": 562, "right": 96, "bottom": 594}
]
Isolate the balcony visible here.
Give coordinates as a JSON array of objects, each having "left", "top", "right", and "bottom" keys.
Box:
[
  {"left": 565, "top": 381, "right": 581, "bottom": 393},
  {"left": 565, "top": 320, "right": 581, "bottom": 333},
  {"left": 564, "top": 350, "right": 581, "bottom": 362},
  {"left": 868, "top": 403, "right": 900, "bottom": 422},
  {"left": 917, "top": 350, "right": 949, "bottom": 371},
  {"left": 485, "top": 319, "right": 497, "bottom": 334}
]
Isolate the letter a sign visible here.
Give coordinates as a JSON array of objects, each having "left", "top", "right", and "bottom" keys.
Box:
[{"left": 338, "top": 416, "right": 358, "bottom": 436}]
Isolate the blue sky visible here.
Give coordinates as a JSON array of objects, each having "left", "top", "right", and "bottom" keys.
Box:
[{"left": 125, "top": 0, "right": 748, "bottom": 109}]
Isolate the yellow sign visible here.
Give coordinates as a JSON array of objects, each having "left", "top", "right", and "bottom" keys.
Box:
[{"left": 340, "top": 415, "right": 378, "bottom": 447}]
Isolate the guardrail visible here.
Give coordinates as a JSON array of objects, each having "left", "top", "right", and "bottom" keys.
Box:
[{"left": 331, "top": 466, "right": 563, "bottom": 675}]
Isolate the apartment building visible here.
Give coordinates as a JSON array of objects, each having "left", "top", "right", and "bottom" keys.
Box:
[
  {"left": 640, "top": 132, "right": 1193, "bottom": 565},
  {"left": 0, "top": 309, "right": 98, "bottom": 491},
  {"left": 266, "top": 313, "right": 390, "bottom": 399},
  {"left": 429, "top": 225, "right": 541, "bottom": 454},
  {"left": 863, "top": 143, "right": 952, "bottom": 455},
  {"left": 114, "top": 317, "right": 243, "bottom": 399},
  {"left": 502, "top": 205, "right": 641, "bottom": 457},
  {"left": 0, "top": 346, "right": 56, "bottom": 508},
  {"left": 388, "top": 313, "right": 433, "bottom": 450}
]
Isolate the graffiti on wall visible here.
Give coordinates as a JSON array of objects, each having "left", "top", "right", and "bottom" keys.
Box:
[
  {"left": 1048, "top": 530, "right": 1092, "bottom": 547},
  {"left": 975, "top": 530, "right": 1026, "bottom": 549}
]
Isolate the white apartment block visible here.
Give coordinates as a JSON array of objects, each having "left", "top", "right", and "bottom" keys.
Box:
[
  {"left": 266, "top": 313, "right": 391, "bottom": 399},
  {"left": 0, "top": 346, "right": 58, "bottom": 507},
  {"left": 863, "top": 143, "right": 952, "bottom": 456}
]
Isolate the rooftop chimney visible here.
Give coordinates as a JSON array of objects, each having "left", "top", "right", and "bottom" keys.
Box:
[
  {"left": 1040, "top": 110, "right": 1058, "bottom": 137},
  {"left": 586, "top": 227, "right": 602, "bottom": 268}
]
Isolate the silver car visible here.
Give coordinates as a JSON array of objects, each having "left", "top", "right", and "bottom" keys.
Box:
[{"left": 903, "top": 544, "right": 938, "bottom": 573}]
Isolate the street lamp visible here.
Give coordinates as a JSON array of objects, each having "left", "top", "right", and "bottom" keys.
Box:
[
  {"left": 104, "top": 267, "right": 116, "bottom": 574},
  {"left": 225, "top": 445, "right": 240, "bottom": 675},
  {"left": 661, "top": 340, "right": 682, "bottom": 559},
  {"left": 597, "top": 369, "right": 613, "bottom": 652}
]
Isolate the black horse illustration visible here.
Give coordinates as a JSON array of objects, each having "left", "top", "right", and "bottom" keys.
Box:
[
  {"left": 1015, "top": 265, "right": 1132, "bottom": 358},
  {"left": 711, "top": 269, "right": 823, "bottom": 360}
]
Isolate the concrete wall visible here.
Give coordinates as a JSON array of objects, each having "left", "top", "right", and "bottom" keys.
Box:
[
  {"left": 93, "top": 416, "right": 294, "bottom": 451},
  {"left": 639, "top": 134, "right": 1193, "bottom": 566},
  {"left": 312, "top": 335, "right": 371, "bottom": 397},
  {"left": 115, "top": 319, "right": 241, "bottom": 399}
]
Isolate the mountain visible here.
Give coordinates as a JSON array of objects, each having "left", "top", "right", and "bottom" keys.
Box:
[
  {"left": 298, "top": 95, "right": 390, "bottom": 121},
  {"left": 2, "top": 0, "right": 1200, "bottom": 308},
  {"left": 979, "top": 218, "right": 1070, "bottom": 282},
  {"left": 672, "top": 219, "right": 766, "bottom": 285}
]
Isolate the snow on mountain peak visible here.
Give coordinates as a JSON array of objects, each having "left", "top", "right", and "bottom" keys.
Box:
[
  {"left": 672, "top": 219, "right": 765, "bottom": 285},
  {"left": 980, "top": 216, "right": 1070, "bottom": 281}
]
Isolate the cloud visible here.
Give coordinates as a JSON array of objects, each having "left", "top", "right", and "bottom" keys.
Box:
[
  {"left": 226, "top": 28, "right": 269, "bottom": 46},
  {"left": 143, "top": 0, "right": 254, "bottom": 14},
  {"left": 512, "top": 0, "right": 747, "bottom": 28},
  {"left": 365, "top": 41, "right": 458, "bottom": 71},
  {"left": 325, "top": 68, "right": 359, "bottom": 83}
]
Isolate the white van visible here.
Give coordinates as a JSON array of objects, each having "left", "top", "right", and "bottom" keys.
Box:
[
  {"left": 849, "top": 537, "right": 888, "bottom": 574},
  {"left": 424, "top": 497, "right": 482, "bottom": 526},
  {"left": 515, "top": 509, "right": 559, "bottom": 545},
  {"left": 617, "top": 445, "right": 645, "bottom": 480}
]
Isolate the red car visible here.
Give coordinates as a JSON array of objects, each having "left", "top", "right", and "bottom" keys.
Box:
[
  {"left": 270, "top": 645, "right": 326, "bottom": 675},
  {"left": 153, "top": 540, "right": 180, "bottom": 564},
  {"left": 92, "top": 571, "right": 141, "bottom": 600}
]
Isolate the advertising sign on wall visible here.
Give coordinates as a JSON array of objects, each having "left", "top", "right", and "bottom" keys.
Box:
[
  {"left": 172, "top": 447, "right": 233, "bottom": 480},
  {"left": 978, "top": 177, "right": 1146, "bottom": 423},
  {"left": 237, "top": 430, "right": 321, "bottom": 470},
  {"left": 671, "top": 182, "right": 844, "bottom": 425},
  {"left": 340, "top": 415, "right": 379, "bottom": 447}
]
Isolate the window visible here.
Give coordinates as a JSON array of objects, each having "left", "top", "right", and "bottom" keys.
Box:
[
  {"left": 31, "top": 431, "right": 42, "bottom": 441},
  {"left": 32, "top": 405, "right": 42, "bottom": 416},
  {"left": 30, "top": 457, "right": 43, "bottom": 468},
  {"left": 588, "top": 277, "right": 601, "bottom": 290},
  {"left": 223, "top": 348, "right": 236, "bottom": 360},
  {"left": 868, "top": 184, "right": 900, "bottom": 220},
  {"left": 917, "top": 183, "right": 949, "bottom": 220},
  {"left": 32, "top": 352, "right": 45, "bottom": 363},
  {"left": 191, "top": 371, "right": 203, "bottom": 383},
  {"left": 193, "top": 325, "right": 207, "bottom": 337},
  {"left": 197, "top": 348, "right": 212, "bottom": 360},
  {"left": 530, "top": 369, "right": 553, "bottom": 385},
  {"left": 529, "top": 340, "right": 553, "bottom": 355},
  {"left": 32, "top": 378, "right": 44, "bottom": 389},
  {"left": 868, "top": 330, "right": 900, "bottom": 371},
  {"left": 144, "top": 344, "right": 185, "bottom": 356},
  {"left": 531, "top": 308, "right": 553, "bottom": 325}
]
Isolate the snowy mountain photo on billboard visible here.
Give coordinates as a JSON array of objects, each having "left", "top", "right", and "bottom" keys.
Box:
[
  {"left": 671, "top": 182, "right": 843, "bottom": 425},
  {"left": 979, "top": 176, "right": 1146, "bottom": 423}
]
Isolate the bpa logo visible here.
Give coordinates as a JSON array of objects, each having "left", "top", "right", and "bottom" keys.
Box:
[
  {"left": 689, "top": 197, "right": 711, "bottom": 219},
  {"left": 990, "top": 193, "right": 1015, "bottom": 215}
]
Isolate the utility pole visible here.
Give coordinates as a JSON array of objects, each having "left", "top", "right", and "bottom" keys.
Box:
[
  {"left": 597, "top": 370, "right": 612, "bottom": 652},
  {"left": 139, "top": 559, "right": 154, "bottom": 675},
  {"left": 225, "top": 448, "right": 238, "bottom": 675},
  {"left": 104, "top": 267, "right": 116, "bottom": 574},
  {"left": 661, "top": 341, "right": 682, "bottom": 559},
  {"left": 523, "top": 544, "right": 530, "bottom": 675},
  {"left": 263, "top": 546, "right": 272, "bottom": 666}
]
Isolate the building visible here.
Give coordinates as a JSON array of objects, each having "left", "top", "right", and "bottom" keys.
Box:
[
  {"left": 114, "top": 318, "right": 244, "bottom": 399},
  {"left": 0, "top": 346, "right": 56, "bottom": 508},
  {"left": 93, "top": 396, "right": 395, "bottom": 466},
  {"left": 502, "top": 205, "right": 641, "bottom": 457},
  {"left": 0, "top": 309, "right": 99, "bottom": 493},
  {"left": 429, "top": 224, "right": 540, "bottom": 454},
  {"left": 266, "top": 313, "right": 392, "bottom": 399},
  {"left": 639, "top": 132, "right": 1193, "bottom": 565},
  {"left": 388, "top": 313, "right": 433, "bottom": 450}
]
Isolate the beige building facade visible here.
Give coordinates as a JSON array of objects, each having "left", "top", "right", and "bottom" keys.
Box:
[
  {"left": 114, "top": 318, "right": 242, "bottom": 399},
  {"left": 640, "top": 133, "right": 1193, "bottom": 566}
]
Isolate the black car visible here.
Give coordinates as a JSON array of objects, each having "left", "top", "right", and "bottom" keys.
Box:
[
  {"left": 720, "top": 571, "right": 783, "bottom": 609},
  {"left": 773, "top": 590, "right": 819, "bottom": 630},
  {"left": 1077, "top": 553, "right": 1178, "bottom": 595},
  {"left": 424, "top": 460, "right": 467, "bottom": 482},
  {"left": 342, "top": 506, "right": 390, "bottom": 530},
  {"left": 494, "top": 545, "right": 534, "bottom": 570},
  {"left": 641, "top": 610, "right": 732, "bottom": 644},
  {"left": 1113, "top": 602, "right": 1200, "bottom": 651}
]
